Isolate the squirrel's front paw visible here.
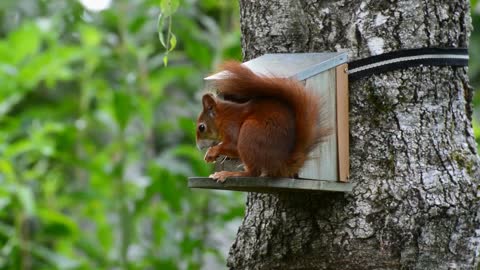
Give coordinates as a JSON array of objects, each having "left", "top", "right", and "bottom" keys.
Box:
[
  {"left": 209, "top": 172, "right": 227, "bottom": 182},
  {"left": 204, "top": 149, "right": 218, "bottom": 163}
]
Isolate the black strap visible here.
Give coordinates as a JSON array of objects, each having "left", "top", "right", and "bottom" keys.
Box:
[{"left": 348, "top": 48, "right": 469, "bottom": 81}]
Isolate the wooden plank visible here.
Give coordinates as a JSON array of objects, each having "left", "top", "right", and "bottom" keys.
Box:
[
  {"left": 300, "top": 69, "right": 337, "bottom": 181},
  {"left": 336, "top": 64, "right": 350, "bottom": 182},
  {"left": 188, "top": 177, "right": 353, "bottom": 193}
]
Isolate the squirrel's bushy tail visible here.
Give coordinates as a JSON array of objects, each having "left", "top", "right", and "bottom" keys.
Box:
[{"left": 216, "top": 61, "right": 330, "bottom": 176}]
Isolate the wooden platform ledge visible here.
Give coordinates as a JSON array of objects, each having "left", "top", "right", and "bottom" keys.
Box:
[{"left": 188, "top": 177, "right": 353, "bottom": 193}]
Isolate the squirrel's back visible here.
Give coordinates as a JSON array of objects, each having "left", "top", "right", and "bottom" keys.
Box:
[{"left": 215, "top": 61, "right": 329, "bottom": 176}]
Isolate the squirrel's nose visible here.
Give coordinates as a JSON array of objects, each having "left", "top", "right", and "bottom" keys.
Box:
[
  {"left": 196, "top": 139, "right": 217, "bottom": 150},
  {"left": 196, "top": 139, "right": 209, "bottom": 150}
]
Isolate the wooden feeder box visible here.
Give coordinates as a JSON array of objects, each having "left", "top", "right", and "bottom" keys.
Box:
[{"left": 188, "top": 52, "right": 352, "bottom": 193}]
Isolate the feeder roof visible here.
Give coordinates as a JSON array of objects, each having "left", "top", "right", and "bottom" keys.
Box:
[{"left": 205, "top": 52, "right": 348, "bottom": 81}]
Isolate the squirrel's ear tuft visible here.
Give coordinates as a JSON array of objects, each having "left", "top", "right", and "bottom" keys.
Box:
[{"left": 202, "top": 93, "right": 216, "bottom": 116}]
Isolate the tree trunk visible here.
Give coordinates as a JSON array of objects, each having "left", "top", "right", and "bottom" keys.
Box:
[{"left": 228, "top": 0, "right": 480, "bottom": 269}]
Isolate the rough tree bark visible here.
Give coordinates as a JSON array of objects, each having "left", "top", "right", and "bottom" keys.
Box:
[{"left": 227, "top": 0, "right": 480, "bottom": 269}]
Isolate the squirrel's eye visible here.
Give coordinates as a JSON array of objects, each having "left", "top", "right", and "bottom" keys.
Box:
[{"left": 198, "top": 124, "right": 206, "bottom": 132}]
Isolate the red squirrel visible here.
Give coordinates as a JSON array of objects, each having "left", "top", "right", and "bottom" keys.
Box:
[{"left": 196, "top": 61, "right": 330, "bottom": 182}]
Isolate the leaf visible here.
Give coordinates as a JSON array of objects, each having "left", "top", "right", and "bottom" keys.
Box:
[
  {"left": 129, "top": 15, "right": 148, "bottom": 33},
  {"left": 113, "top": 91, "right": 134, "bottom": 130},
  {"left": 168, "top": 33, "right": 177, "bottom": 52},
  {"left": 160, "top": 0, "right": 179, "bottom": 17},
  {"left": 177, "top": 117, "right": 195, "bottom": 141},
  {"left": 17, "top": 45, "right": 83, "bottom": 88},
  {"left": 8, "top": 23, "right": 41, "bottom": 64},
  {"left": 163, "top": 55, "right": 169, "bottom": 66},
  {"left": 147, "top": 163, "right": 183, "bottom": 212},
  {"left": 182, "top": 31, "right": 213, "bottom": 68},
  {"left": 0, "top": 159, "right": 16, "bottom": 182},
  {"left": 157, "top": 13, "right": 167, "bottom": 47},
  {"left": 79, "top": 24, "right": 102, "bottom": 47},
  {"left": 38, "top": 209, "right": 79, "bottom": 238}
]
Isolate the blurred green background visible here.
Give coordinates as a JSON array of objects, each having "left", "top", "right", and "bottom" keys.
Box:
[{"left": 0, "top": 0, "right": 478, "bottom": 269}]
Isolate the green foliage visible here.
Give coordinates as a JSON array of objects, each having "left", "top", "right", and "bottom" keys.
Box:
[
  {"left": 471, "top": 1, "right": 480, "bottom": 151},
  {"left": 0, "top": 0, "right": 242, "bottom": 269}
]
